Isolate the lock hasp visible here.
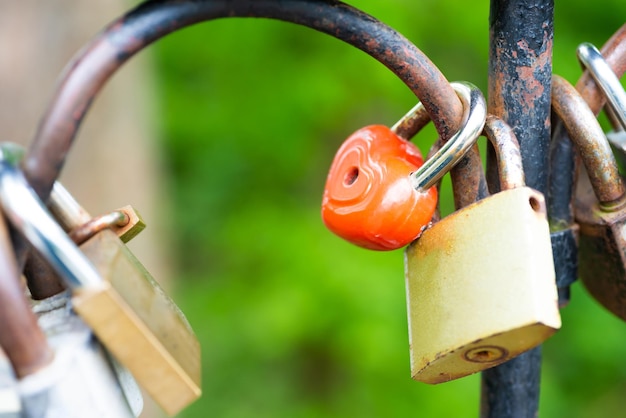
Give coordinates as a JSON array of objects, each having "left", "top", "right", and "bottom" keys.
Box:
[{"left": 405, "top": 187, "right": 560, "bottom": 384}]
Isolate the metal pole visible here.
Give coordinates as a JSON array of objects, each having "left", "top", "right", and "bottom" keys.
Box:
[{"left": 482, "top": 0, "right": 554, "bottom": 416}]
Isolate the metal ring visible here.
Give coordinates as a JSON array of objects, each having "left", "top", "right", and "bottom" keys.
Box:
[
  {"left": 482, "top": 115, "right": 525, "bottom": 191},
  {"left": 407, "top": 81, "right": 487, "bottom": 190},
  {"left": 575, "top": 25, "right": 626, "bottom": 115},
  {"left": 0, "top": 149, "right": 102, "bottom": 290},
  {"left": 577, "top": 42, "right": 626, "bottom": 130}
]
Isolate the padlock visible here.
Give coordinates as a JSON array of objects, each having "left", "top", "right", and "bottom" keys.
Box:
[
  {"left": 0, "top": 148, "right": 201, "bottom": 416},
  {"left": 321, "top": 81, "right": 486, "bottom": 250},
  {"left": 553, "top": 74, "right": 626, "bottom": 319},
  {"left": 404, "top": 115, "right": 561, "bottom": 384},
  {"left": 557, "top": 49, "right": 626, "bottom": 319}
]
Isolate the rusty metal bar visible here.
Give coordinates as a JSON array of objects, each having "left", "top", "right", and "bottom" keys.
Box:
[
  {"left": 23, "top": 0, "right": 470, "bottom": 202},
  {"left": 552, "top": 75, "right": 625, "bottom": 208},
  {"left": 482, "top": 115, "right": 524, "bottom": 191},
  {"left": 482, "top": 0, "right": 554, "bottom": 416},
  {"left": 549, "top": 24, "right": 626, "bottom": 216}
]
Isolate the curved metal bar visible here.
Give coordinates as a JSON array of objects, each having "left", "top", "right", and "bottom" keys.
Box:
[
  {"left": 575, "top": 23, "right": 626, "bottom": 114},
  {"left": 69, "top": 210, "right": 129, "bottom": 245},
  {"left": 24, "top": 0, "right": 465, "bottom": 201},
  {"left": 391, "top": 83, "right": 488, "bottom": 207},
  {"left": 549, "top": 25, "right": 626, "bottom": 226},
  {"left": 482, "top": 115, "right": 524, "bottom": 191},
  {"left": 551, "top": 75, "right": 625, "bottom": 209}
]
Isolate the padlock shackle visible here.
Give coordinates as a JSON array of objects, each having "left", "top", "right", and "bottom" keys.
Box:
[
  {"left": 22, "top": 0, "right": 465, "bottom": 202},
  {"left": 577, "top": 43, "right": 626, "bottom": 131},
  {"left": 483, "top": 115, "right": 525, "bottom": 191},
  {"left": 575, "top": 24, "right": 626, "bottom": 116},
  {"left": 390, "top": 82, "right": 488, "bottom": 205},
  {"left": 424, "top": 114, "right": 524, "bottom": 201},
  {"left": 551, "top": 75, "right": 626, "bottom": 209},
  {"left": 401, "top": 82, "right": 486, "bottom": 190}
]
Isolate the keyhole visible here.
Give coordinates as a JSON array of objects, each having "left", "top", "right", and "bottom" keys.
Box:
[
  {"left": 473, "top": 350, "right": 494, "bottom": 361},
  {"left": 344, "top": 167, "right": 359, "bottom": 186},
  {"left": 464, "top": 346, "right": 507, "bottom": 363}
]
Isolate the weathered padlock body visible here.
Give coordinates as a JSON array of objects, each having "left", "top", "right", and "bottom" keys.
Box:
[
  {"left": 74, "top": 229, "right": 201, "bottom": 416},
  {"left": 405, "top": 187, "right": 560, "bottom": 384},
  {"left": 575, "top": 170, "right": 626, "bottom": 320}
]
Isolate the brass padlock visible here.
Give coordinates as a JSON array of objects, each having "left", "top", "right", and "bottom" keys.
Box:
[
  {"left": 405, "top": 116, "right": 561, "bottom": 384},
  {"left": 0, "top": 152, "right": 200, "bottom": 416}
]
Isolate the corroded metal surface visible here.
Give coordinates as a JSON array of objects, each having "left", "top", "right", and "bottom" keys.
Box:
[
  {"left": 568, "top": 24, "right": 626, "bottom": 323},
  {"left": 488, "top": 0, "right": 554, "bottom": 195},
  {"left": 552, "top": 75, "right": 625, "bottom": 208},
  {"left": 23, "top": 0, "right": 470, "bottom": 202},
  {"left": 550, "top": 24, "right": 626, "bottom": 228},
  {"left": 483, "top": 115, "right": 524, "bottom": 191},
  {"left": 483, "top": 0, "right": 554, "bottom": 417}
]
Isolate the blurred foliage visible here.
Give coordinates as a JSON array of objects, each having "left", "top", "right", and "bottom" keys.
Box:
[{"left": 140, "top": 1, "right": 626, "bottom": 417}]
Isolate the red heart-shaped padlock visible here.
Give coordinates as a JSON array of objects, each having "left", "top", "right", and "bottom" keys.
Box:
[{"left": 321, "top": 125, "right": 437, "bottom": 250}]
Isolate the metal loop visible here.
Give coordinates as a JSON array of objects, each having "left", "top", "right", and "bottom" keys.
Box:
[
  {"left": 547, "top": 24, "right": 626, "bottom": 227},
  {"left": 577, "top": 43, "right": 626, "bottom": 131},
  {"left": 551, "top": 75, "right": 626, "bottom": 210},
  {"left": 405, "top": 82, "right": 487, "bottom": 190},
  {"left": 0, "top": 153, "right": 103, "bottom": 290},
  {"left": 24, "top": 0, "right": 464, "bottom": 202},
  {"left": 482, "top": 115, "right": 525, "bottom": 191},
  {"left": 69, "top": 211, "right": 130, "bottom": 246},
  {"left": 575, "top": 24, "right": 626, "bottom": 115}
]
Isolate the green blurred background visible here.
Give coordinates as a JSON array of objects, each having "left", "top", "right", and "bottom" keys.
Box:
[{"left": 137, "top": 1, "right": 626, "bottom": 417}]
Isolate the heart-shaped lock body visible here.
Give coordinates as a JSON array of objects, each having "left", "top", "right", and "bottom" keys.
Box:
[{"left": 321, "top": 125, "right": 437, "bottom": 250}]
